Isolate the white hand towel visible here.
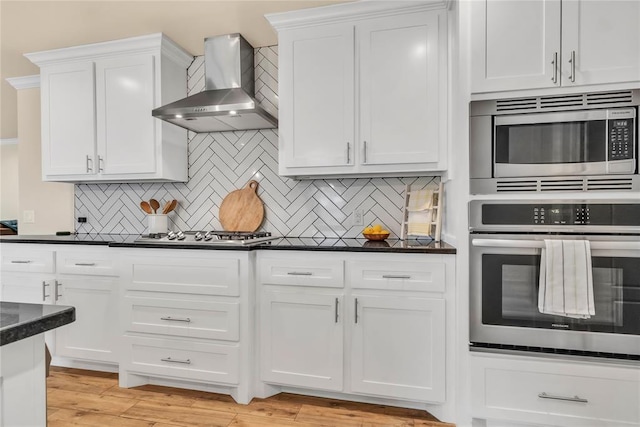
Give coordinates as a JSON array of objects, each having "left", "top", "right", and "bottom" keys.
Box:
[
  {"left": 538, "top": 239, "right": 595, "bottom": 319},
  {"left": 407, "top": 189, "right": 434, "bottom": 236}
]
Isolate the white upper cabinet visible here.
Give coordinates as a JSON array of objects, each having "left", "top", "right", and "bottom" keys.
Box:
[
  {"left": 268, "top": 1, "right": 449, "bottom": 178},
  {"left": 279, "top": 24, "right": 355, "bottom": 169},
  {"left": 562, "top": 0, "right": 640, "bottom": 86},
  {"left": 26, "top": 34, "right": 193, "bottom": 183},
  {"left": 40, "top": 62, "right": 96, "bottom": 177},
  {"left": 96, "top": 55, "right": 157, "bottom": 176},
  {"left": 471, "top": 0, "right": 640, "bottom": 93}
]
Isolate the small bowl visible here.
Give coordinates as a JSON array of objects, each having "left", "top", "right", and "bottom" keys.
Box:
[{"left": 363, "top": 232, "right": 390, "bottom": 241}]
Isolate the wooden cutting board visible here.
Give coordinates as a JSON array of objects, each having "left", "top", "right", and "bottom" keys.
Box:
[{"left": 219, "top": 180, "right": 265, "bottom": 232}]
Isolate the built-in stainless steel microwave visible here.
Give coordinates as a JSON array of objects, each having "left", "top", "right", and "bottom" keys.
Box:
[{"left": 470, "top": 90, "right": 640, "bottom": 194}]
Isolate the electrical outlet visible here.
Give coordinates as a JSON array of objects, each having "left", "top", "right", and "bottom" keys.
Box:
[
  {"left": 353, "top": 209, "right": 364, "bottom": 226},
  {"left": 23, "top": 210, "right": 35, "bottom": 224}
]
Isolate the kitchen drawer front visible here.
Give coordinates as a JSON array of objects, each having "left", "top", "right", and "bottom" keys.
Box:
[
  {"left": 471, "top": 354, "right": 640, "bottom": 426},
  {"left": 349, "top": 260, "right": 445, "bottom": 292},
  {"left": 1, "top": 248, "right": 55, "bottom": 273},
  {"left": 56, "top": 250, "right": 117, "bottom": 276},
  {"left": 126, "top": 255, "right": 240, "bottom": 296},
  {"left": 124, "top": 296, "right": 239, "bottom": 341},
  {"left": 122, "top": 336, "right": 239, "bottom": 385},
  {"left": 259, "top": 256, "right": 344, "bottom": 288}
]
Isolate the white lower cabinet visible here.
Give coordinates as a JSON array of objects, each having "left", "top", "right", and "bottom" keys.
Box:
[
  {"left": 118, "top": 249, "right": 252, "bottom": 404},
  {"left": 350, "top": 295, "right": 445, "bottom": 402},
  {"left": 54, "top": 275, "right": 119, "bottom": 363},
  {"left": 257, "top": 252, "right": 454, "bottom": 406},
  {"left": 260, "top": 289, "right": 344, "bottom": 391},
  {"left": 471, "top": 352, "right": 640, "bottom": 427},
  {"left": 0, "top": 244, "right": 119, "bottom": 368}
]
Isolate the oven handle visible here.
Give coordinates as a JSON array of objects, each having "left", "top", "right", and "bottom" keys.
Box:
[{"left": 471, "top": 239, "right": 640, "bottom": 251}]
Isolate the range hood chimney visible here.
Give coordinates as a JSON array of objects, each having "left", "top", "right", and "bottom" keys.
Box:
[{"left": 152, "top": 33, "right": 277, "bottom": 133}]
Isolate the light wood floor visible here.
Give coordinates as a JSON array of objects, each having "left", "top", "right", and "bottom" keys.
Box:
[{"left": 47, "top": 367, "right": 455, "bottom": 427}]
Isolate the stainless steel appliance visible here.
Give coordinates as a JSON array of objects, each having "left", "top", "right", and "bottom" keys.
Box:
[
  {"left": 470, "top": 90, "right": 639, "bottom": 194},
  {"left": 469, "top": 199, "right": 640, "bottom": 358},
  {"left": 153, "top": 33, "right": 278, "bottom": 133},
  {"left": 135, "top": 230, "right": 279, "bottom": 246}
]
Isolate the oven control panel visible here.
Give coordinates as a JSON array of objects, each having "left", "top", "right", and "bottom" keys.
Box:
[
  {"left": 533, "top": 206, "right": 591, "bottom": 225},
  {"left": 479, "top": 203, "right": 640, "bottom": 227}
]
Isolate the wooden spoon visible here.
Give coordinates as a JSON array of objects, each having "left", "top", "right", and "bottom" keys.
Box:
[
  {"left": 140, "top": 201, "right": 152, "bottom": 214},
  {"left": 149, "top": 199, "right": 160, "bottom": 214},
  {"left": 162, "top": 199, "right": 177, "bottom": 214}
]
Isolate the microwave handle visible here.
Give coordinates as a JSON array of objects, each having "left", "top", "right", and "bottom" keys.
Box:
[{"left": 472, "top": 239, "right": 640, "bottom": 251}]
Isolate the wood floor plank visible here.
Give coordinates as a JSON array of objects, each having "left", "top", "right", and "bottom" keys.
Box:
[
  {"left": 121, "top": 400, "right": 236, "bottom": 427},
  {"left": 102, "top": 384, "right": 201, "bottom": 407},
  {"left": 47, "top": 388, "right": 139, "bottom": 416},
  {"left": 295, "top": 404, "right": 434, "bottom": 427},
  {"left": 47, "top": 368, "right": 454, "bottom": 427},
  {"left": 47, "top": 371, "right": 118, "bottom": 394},
  {"left": 192, "top": 396, "right": 301, "bottom": 419},
  {"left": 48, "top": 408, "right": 155, "bottom": 426},
  {"left": 228, "top": 413, "right": 321, "bottom": 426}
]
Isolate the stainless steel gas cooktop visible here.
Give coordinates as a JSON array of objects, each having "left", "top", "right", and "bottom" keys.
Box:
[{"left": 135, "top": 230, "right": 279, "bottom": 246}]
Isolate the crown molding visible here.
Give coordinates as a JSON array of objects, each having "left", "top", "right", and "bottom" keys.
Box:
[
  {"left": 266, "top": 0, "right": 450, "bottom": 30},
  {"left": 25, "top": 33, "right": 193, "bottom": 68},
  {"left": 6, "top": 75, "right": 40, "bottom": 89},
  {"left": 0, "top": 138, "right": 18, "bottom": 146}
]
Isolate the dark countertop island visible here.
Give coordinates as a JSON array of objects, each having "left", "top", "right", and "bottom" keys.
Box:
[
  {"left": 0, "top": 233, "right": 456, "bottom": 254},
  {"left": 0, "top": 302, "right": 75, "bottom": 346}
]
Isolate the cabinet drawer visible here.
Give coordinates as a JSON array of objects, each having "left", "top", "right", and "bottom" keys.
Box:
[
  {"left": 124, "top": 296, "right": 239, "bottom": 341},
  {"left": 259, "top": 256, "right": 344, "bottom": 288},
  {"left": 122, "top": 336, "right": 239, "bottom": 385},
  {"left": 126, "top": 255, "right": 240, "bottom": 296},
  {"left": 471, "top": 354, "right": 640, "bottom": 426},
  {"left": 349, "top": 260, "right": 445, "bottom": 292},
  {"left": 56, "top": 250, "right": 117, "bottom": 276},
  {"left": 1, "top": 248, "right": 55, "bottom": 273}
]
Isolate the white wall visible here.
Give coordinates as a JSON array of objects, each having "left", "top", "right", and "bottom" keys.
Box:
[
  {"left": 17, "top": 87, "right": 74, "bottom": 235},
  {"left": 0, "top": 142, "right": 19, "bottom": 220}
]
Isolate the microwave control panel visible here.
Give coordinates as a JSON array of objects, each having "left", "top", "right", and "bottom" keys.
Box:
[{"left": 608, "top": 118, "right": 634, "bottom": 161}]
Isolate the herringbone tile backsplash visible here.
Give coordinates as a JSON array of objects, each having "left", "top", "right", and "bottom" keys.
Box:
[{"left": 75, "top": 46, "right": 440, "bottom": 238}]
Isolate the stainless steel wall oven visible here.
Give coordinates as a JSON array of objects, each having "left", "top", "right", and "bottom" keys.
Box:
[
  {"left": 469, "top": 200, "right": 640, "bottom": 359},
  {"left": 470, "top": 90, "right": 640, "bottom": 194}
]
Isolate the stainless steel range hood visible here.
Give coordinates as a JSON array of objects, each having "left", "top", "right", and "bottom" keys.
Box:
[{"left": 152, "top": 33, "right": 277, "bottom": 132}]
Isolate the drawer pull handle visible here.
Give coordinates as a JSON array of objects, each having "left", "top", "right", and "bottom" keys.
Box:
[
  {"left": 74, "top": 262, "right": 96, "bottom": 266},
  {"left": 42, "top": 281, "right": 50, "bottom": 301},
  {"left": 161, "top": 357, "right": 191, "bottom": 365},
  {"left": 11, "top": 260, "right": 32, "bottom": 264},
  {"left": 538, "top": 392, "right": 588, "bottom": 403},
  {"left": 382, "top": 275, "right": 411, "bottom": 279},
  {"left": 160, "top": 316, "right": 191, "bottom": 323},
  {"left": 287, "top": 271, "right": 313, "bottom": 276},
  {"left": 335, "top": 298, "right": 339, "bottom": 323}
]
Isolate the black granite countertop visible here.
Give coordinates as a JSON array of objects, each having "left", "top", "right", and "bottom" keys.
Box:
[
  {"left": 1, "top": 234, "right": 456, "bottom": 254},
  {"left": 0, "top": 302, "right": 75, "bottom": 346}
]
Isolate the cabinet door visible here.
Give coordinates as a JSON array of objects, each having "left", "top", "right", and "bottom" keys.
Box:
[
  {"left": 279, "top": 24, "right": 355, "bottom": 169},
  {"left": 0, "top": 273, "right": 53, "bottom": 304},
  {"left": 54, "top": 275, "right": 118, "bottom": 363},
  {"left": 358, "top": 12, "right": 443, "bottom": 166},
  {"left": 96, "top": 55, "right": 156, "bottom": 175},
  {"left": 40, "top": 62, "right": 96, "bottom": 177},
  {"left": 471, "top": 0, "right": 561, "bottom": 92},
  {"left": 350, "top": 295, "right": 445, "bottom": 402},
  {"left": 260, "top": 289, "right": 343, "bottom": 391},
  {"left": 562, "top": 0, "right": 640, "bottom": 86}
]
